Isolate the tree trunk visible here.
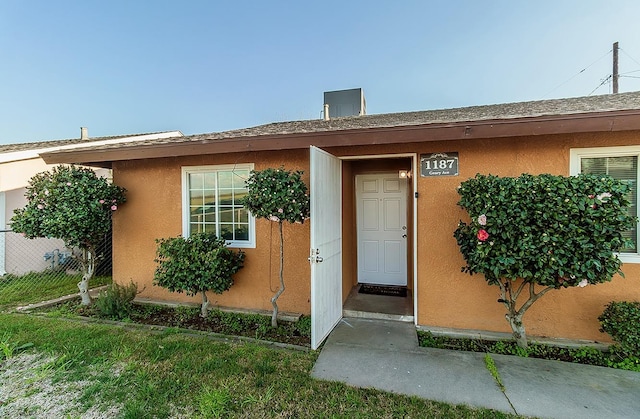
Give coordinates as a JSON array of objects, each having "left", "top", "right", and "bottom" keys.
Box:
[
  {"left": 498, "top": 280, "right": 555, "bottom": 349},
  {"left": 507, "top": 312, "right": 528, "bottom": 349},
  {"left": 271, "top": 221, "right": 285, "bottom": 328},
  {"left": 77, "top": 247, "right": 96, "bottom": 306},
  {"left": 200, "top": 291, "right": 210, "bottom": 318}
]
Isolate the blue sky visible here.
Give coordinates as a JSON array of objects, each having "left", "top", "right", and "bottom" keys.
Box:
[{"left": 1, "top": 0, "right": 640, "bottom": 144}]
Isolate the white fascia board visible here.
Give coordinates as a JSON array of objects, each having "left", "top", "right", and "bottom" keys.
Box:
[{"left": 0, "top": 130, "right": 184, "bottom": 164}]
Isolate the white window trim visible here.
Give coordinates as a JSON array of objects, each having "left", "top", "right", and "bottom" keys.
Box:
[
  {"left": 181, "top": 164, "right": 256, "bottom": 249},
  {"left": 570, "top": 145, "right": 640, "bottom": 264}
]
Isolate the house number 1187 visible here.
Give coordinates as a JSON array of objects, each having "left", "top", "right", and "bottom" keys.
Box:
[
  {"left": 420, "top": 152, "right": 459, "bottom": 177},
  {"left": 423, "top": 159, "right": 455, "bottom": 170}
]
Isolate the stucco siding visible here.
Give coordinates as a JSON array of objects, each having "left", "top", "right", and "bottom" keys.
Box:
[
  {"left": 111, "top": 129, "right": 640, "bottom": 342},
  {"left": 112, "top": 151, "right": 312, "bottom": 314}
]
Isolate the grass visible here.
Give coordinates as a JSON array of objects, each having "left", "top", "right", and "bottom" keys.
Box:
[
  {"left": 483, "top": 354, "right": 505, "bottom": 392},
  {"left": 0, "top": 313, "right": 521, "bottom": 418},
  {"left": 0, "top": 272, "right": 111, "bottom": 309}
]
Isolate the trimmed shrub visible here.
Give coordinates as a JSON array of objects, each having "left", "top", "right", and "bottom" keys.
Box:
[
  {"left": 154, "top": 232, "right": 244, "bottom": 317},
  {"left": 599, "top": 301, "right": 640, "bottom": 356}
]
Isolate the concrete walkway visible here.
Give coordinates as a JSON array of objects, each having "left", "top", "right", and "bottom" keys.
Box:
[{"left": 311, "top": 317, "right": 640, "bottom": 419}]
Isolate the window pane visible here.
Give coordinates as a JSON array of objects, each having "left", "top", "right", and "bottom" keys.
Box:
[
  {"left": 219, "top": 189, "right": 233, "bottom": 206},
  {"left": 220, "top": 224, "right": 234, "bottom": 240},
  {"left": 232, "top": 171, "right": 249, "bottom": 188},
  {"left": 189, "top": 190, "right": 203, "bottom": 206},
  {"left": 238, "top": 208, "right": 249, "bottom": 223},
  {"left": 190, "top": 208, "right": 203, "bottom": 224},
  {"left": 190, "top": 223, "right": 203, "bottom": 234},
  {"left": 219, "top": 207, "right": 233, "bottom": 223},
  {"left": 204, "top": 206, "right": 216, "bottom": 223},
  {"left": 234, "top": 189, "right": 248, "bottom": 202},
  {"left": 203, "top": 191, "right": 215, "bottom": 206},
  {"left": 235, "top": 224, "right": 249, "bottom": 241},
  {"left": 189, "top": 173, "right": 203, "bottom": 189},
  {"left": 204, "top": 173, "right": 216, "bottom": 190},
  {"left": 218, "top": 171, "right": 233, "bottom": 189}
]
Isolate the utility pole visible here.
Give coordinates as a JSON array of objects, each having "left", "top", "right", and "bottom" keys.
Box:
[{"left": 613, "top": 41, "right": 619, "bottom": 93}]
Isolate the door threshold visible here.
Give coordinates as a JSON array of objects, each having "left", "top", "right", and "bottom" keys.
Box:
[{"left": 343, "top": 308, "right": 414, "bottom": 323}]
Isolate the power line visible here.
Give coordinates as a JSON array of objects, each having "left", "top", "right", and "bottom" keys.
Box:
[
  {"left": 621, "top": 48, "right": 640, "bottom": 68},
  {"left": 543, "top": 49, "right": 612, "bottom": 97},
  {"left": 587, "top": 74, "right": 612, "bottom": 96}
]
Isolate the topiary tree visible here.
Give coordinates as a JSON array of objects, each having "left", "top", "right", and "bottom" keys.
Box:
[
  {"left": 11, "top": 165, "right": 126, "bottom": 305},
  {"left": 454, "top": 173, "right": 636, "bottom": 348},
  {"left": 154, "top": 232, "right": 245, "bottom": 317},
  {"left": 242, "top": 167, "right": 310, "bottom": 327}
]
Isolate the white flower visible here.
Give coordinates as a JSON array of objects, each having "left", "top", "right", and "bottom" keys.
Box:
[
  {"left": 577, "top": 278, "right": 588, "bottom": 288},
  {"left": 596, "top": 192, "right": 612, "bottom": 202}
]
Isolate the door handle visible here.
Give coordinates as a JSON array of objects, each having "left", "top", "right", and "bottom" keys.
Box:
[
  {"left": 402, "top": 234, "right": 407, "bottom": 238},
  {"left": 308, "top": 249, "right": 323, "bottom": 264}
]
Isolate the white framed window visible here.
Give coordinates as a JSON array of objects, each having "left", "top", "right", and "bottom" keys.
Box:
[
  {"left": 570, "top": 146, "right": 639, "bottom": 263},
  {"left": 182, "top": 164, "right": 255, "bottom": 248}
]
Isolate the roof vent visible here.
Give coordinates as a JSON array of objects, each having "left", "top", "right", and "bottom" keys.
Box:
[
  {"left": 80, "top": 127, "right": 88, "bottom": 140},
  {"left": 323, "top": 88, "right": 366, "bottom": 118}
]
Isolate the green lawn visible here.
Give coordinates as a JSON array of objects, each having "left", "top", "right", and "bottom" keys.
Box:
[
  {"left": 0, "top": 313, "right": 521, "bottom": 418},
  {"left": 0, "top": 272, "right": 111, "bottom": 309}
]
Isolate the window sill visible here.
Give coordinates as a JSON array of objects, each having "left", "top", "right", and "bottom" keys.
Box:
[{"left": 618, "top": 253, "right": 640, "bottom": 264}]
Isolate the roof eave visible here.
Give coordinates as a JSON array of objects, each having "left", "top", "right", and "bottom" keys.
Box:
[{"left": 40, "top": 109, "right": 640, "bottom": 168}]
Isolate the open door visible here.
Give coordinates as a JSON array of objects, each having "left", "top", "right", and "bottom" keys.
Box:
[{"left": 310, "top": 146, "right": 342, "bottom": 350}]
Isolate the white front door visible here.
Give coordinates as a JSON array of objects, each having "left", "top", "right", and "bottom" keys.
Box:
[
  {"left": 356, "top": 174, "right": 407, "bottom": 286},
  {"left": 310, "top": 146, "right": 342, "bottom": 350}
]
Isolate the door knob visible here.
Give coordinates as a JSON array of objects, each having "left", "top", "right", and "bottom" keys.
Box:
[{"left": 402, "top": 234, "right": 407, "bottom": 238}]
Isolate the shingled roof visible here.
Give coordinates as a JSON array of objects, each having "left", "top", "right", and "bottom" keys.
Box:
[
  {"left": 0, "top": 131, "right": 185, "bottom": 154},
  {"left": 41, "top": 91, "right": 640, "bottom": 167}
]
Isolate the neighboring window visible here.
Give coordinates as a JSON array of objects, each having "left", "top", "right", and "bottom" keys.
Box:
[
  {"left": 570, "top": 146, "right": 639, "bottom": 262},
  {"left": 182, "top": 164, "right": 255, "bottom": 248}
]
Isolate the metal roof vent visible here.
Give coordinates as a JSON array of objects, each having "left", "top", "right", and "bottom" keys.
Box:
[
  {"left": 323, "top": 88, "right": 366, "bottom": 119},
  {"left": 80, "top": 127, "right": 88, "bottom": 140}
]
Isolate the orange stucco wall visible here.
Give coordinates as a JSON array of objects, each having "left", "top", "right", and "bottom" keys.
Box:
[
  {"left": 112, "top": 129, "right": 640, "bottom": 342},
  {"left": 112, "top": 150, "right": 311, "bottom": 314}
]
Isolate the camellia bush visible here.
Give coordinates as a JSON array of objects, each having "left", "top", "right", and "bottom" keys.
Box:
[
  {"left": 242, "top": 167, "right": 310, "bottom": 327},
  {"left": 454, "top": 173, "right": 636, "bottom": 348},
  {"left": 11, "top": 165, "right": 126, "bottom": 305},
  {"left": 154, "top": 232, "right": 245, "bottom": 317}
]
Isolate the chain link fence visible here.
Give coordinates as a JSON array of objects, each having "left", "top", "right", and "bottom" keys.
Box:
[{"left": 0, "top": 230, "right": 113, "bottom": 309}]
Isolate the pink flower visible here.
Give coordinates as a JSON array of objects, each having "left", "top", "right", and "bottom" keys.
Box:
[
  {"left": 269, "top": 215, "right": 280, "bottom": 222},
  {"left": 577, "top": 278, "right": 588, "bottom": 288},
  {"left": 66, "top": 182, "right": 72, "bottom": 186},
  {"left": 111, "top": 205, "right": 118, "bottom": 211},
  {"left": 99, "top": 199, "right": 105, "bottom": 204},
  {"left": 588, "top": 194, "right": 595, "bottom": 199},
  {"left": 477, "top": 214, "right": 487, "bottom": 226},
  {"left": 277, "top": 208, "right": 284, "bottom": 213},
  {"left": 37, "top": 204, "right": 44, "bottom": 209},
  {"left": 477, "top": 229, "right": 489, "bottom": 241}
]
